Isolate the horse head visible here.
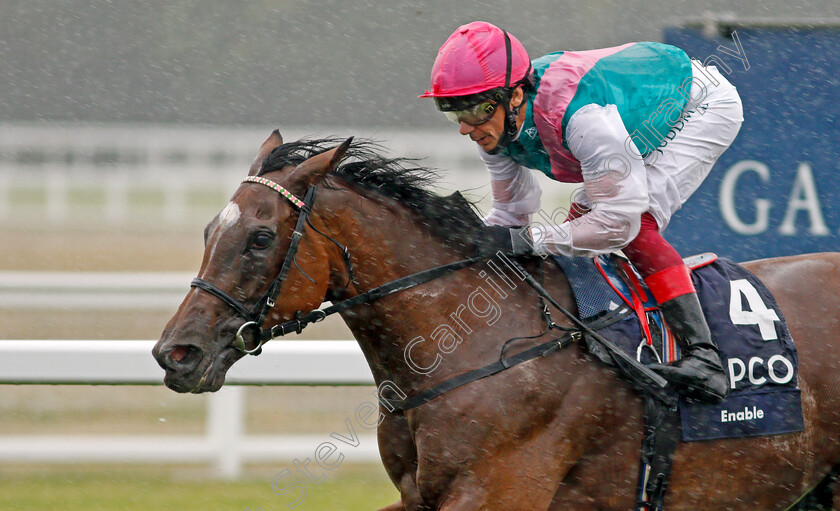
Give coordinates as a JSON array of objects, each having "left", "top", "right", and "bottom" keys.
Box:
[{"left": 153, "top": 131, "right": 353, "bottom": 393}]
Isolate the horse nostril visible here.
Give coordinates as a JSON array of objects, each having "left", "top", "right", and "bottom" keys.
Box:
[
  {"left": 167, "top": 345, "right": 202, "bottom": 369},
  {"left": 171, "top": 346, "right": 189, "bottom": 362}
]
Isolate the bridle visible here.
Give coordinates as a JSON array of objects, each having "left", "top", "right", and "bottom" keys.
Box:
[
  {"left": 190, "top": 175, "right": 350, "bottom": 355},
  {"left": 190, "top": 174, "right": 482, "bottom": 356}
]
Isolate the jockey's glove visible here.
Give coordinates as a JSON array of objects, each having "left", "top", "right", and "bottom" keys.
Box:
[{"left": 477, "top": 226, "right": 535, "bottom": 258}]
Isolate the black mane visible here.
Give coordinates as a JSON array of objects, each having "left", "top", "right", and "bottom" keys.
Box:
[{"left": 259, "top": 137, "right": 487, "bottom": 248}]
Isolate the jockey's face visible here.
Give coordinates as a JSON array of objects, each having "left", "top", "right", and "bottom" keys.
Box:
[{"left": 458, "top": 87, "right": 526, "bottom": 153}]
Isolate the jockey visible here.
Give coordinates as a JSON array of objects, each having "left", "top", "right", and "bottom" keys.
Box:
[{"left": 420, "top": 21, "right": 743, "bottom": 403}]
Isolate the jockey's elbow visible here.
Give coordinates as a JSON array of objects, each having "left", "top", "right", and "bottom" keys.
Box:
[
  {"left": 563, "top": 211, "right": 641, "bottom": 256},
  {"left": 589, "top": 212, "right": 641, "bottom": 251},
  {"left": 591, "top": 196, "right": 646, "bottom": 249},
  {"left": 614, "top": 214, "right": 642, "bottom": 249}
]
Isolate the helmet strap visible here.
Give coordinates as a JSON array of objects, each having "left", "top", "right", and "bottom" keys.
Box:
[{"left": 486, "top": 88, "right": 523, "bottom": 155}]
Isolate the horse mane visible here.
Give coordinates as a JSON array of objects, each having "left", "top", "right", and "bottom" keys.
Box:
[{"left": 259, "top": 137, "right": 487, "bottom": 249}]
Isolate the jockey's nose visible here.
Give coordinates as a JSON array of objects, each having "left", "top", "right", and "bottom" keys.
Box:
[{"left": 459, "top": 121, "right": 476, "bottom": 136}]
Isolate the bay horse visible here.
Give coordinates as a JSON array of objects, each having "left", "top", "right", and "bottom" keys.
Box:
[{"left": 153, "top": 132, "right": 840, "bottom": 510}]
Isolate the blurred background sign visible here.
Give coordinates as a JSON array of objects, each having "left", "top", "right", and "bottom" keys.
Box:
[{"left": 664, "top": 23, "right": 840, "bottom": 261}]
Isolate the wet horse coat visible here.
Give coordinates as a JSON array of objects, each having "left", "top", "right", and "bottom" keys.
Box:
[{"left": 154, "top": 134, "right": 840, "bottom": 510}]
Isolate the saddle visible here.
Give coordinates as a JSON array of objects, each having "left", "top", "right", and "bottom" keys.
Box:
[{"left": 552, "top": 252, "right": 804, "bottom": 510}]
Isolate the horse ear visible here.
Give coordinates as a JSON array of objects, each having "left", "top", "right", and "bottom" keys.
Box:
[
  {"left": 248, "top": 130, "right": 284, "bottom": 176},
  {"left": 288, "top": 137, "right": 353, "bottom": 189}
]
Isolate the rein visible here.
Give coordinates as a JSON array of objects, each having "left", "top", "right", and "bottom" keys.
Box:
[
  {"left": 190, "top": 175, "right": 486, "bottom": 356},
  {"left": 192, "top": 174, "right": 669, "bottom": 412}
]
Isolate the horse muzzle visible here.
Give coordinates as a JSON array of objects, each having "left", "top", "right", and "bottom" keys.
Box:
[{"left": 153, "top": 318, "right": 246, "bottom": 393}]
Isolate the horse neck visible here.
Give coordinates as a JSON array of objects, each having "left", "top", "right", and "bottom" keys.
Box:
[
  {"left": 319, "top": 183, "right": 462, "bottom": 295},
  {"left": 318, "top": 186, "right": 560, "bottom": 394}
]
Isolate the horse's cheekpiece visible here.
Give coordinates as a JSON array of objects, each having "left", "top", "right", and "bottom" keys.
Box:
[{"left": 554, "top": 253, "right": 804, "bottom": 442}]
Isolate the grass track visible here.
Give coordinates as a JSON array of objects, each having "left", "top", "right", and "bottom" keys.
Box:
[{"left": 0, "top": 463, "right": 399, "bottom": 511}]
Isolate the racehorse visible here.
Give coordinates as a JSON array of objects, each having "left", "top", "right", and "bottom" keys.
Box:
[{"left": 153, "top": 132, "right": 840, "bottom": 510}]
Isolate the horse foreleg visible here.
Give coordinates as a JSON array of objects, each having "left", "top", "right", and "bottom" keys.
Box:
[{"left": 377, "top": 410, "right": 424, "bottom": 510}]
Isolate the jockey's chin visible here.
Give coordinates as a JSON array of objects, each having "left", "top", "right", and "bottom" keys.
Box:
[{"left": 472, "top": 132, "right": 500, "bottom": 152}]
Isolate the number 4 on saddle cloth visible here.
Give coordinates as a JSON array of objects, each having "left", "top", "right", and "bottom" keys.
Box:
[{"left": 553, "top": 253, "right": 804, "bottom": 442}]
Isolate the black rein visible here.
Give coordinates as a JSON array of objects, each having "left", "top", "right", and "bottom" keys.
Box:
[{"left": 189, "top": 176, "right": 669, "bottom": 412}]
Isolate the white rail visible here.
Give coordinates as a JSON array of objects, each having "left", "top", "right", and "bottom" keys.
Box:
[
  {"left": 0, "top": 271, "right": 194, "bottom": 309},
  {"left": 0, "top": 271, "right": 345, "bottom": 313},
  {"left": 0, "top": 123, "right": 490, "bottom": 227},
  {"left": 0, "top": 340, "right": 378, "bottom": 479}
]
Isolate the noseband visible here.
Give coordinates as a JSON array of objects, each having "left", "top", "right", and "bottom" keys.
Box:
[{"left": 190, "top": 176, "right": 350, "bottom": 355}]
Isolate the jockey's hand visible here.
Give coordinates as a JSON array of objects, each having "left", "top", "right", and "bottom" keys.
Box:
[{"left": 476, "top": 226, "right": 535, "bottom": 258}]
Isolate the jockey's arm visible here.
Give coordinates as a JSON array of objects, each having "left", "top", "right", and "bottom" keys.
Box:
[
  {"left": 531, "top": 104, "right": 650, "bottom": 257},
  {"left": 479, "top": 149, "right": 542, "bottom": 227}
]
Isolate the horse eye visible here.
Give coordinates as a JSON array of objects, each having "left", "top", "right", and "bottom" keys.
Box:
[{"left": 251, "top": 232, "right": 274, "bottom": 250}]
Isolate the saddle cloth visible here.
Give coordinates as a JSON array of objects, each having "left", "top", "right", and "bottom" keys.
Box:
[{"left": 553, "top": 253, "right": 804, "bottom": 442}]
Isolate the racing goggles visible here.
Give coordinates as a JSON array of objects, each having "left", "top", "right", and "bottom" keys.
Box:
[
  {"left": 438, "top": 99, "right": 498, "bottom": 126},
  {"left": 434, "top": 89, "right": 508, "bottom": 126}
]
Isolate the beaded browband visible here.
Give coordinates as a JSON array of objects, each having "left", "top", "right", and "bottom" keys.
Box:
[{"left": 242, "top": 176, "right": 305, "bottom": 209}]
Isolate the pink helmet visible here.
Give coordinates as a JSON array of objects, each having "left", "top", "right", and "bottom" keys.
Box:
[{"left": 420, "top": 21, "right": 531, "bottom": 98}]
